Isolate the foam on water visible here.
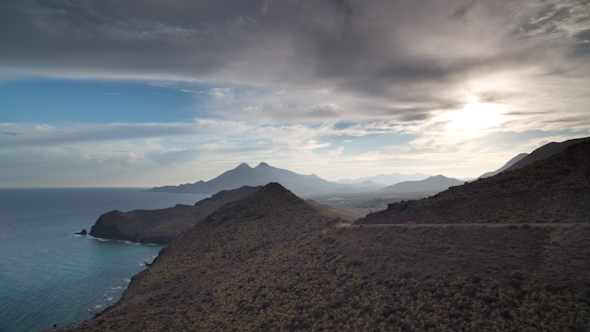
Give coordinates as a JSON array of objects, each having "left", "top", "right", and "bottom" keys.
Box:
[{"left": 0, "top": 188, "right": 208, "bottom": 332}]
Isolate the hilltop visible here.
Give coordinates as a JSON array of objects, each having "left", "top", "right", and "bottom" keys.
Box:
[
  {"left": 61, "top": 183, "right": 590, "bottom": 332},
  {"left": 359, "top": 139, "right": 590, "bottom": 225},
  {"left": 90, "top": 186, "right": 261, "bottom": 243}
]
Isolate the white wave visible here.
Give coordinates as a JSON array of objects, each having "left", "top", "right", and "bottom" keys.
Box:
[{"left": 95, "top": 237, "right": 112, "bottom": 242}]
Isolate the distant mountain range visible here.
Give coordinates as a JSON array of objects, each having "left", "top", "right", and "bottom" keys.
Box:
[
  {"left": 379, "top": 175, "right": 464, "bottom": 193},
  {"left": 148, "top": 162, "right": 386, "bottom": 196},
  {"left": 336, "top": 173, "right": 430, "bottom": 186},
  {"left": 478, "top": 137, "right": 590, "bottom": 179}
]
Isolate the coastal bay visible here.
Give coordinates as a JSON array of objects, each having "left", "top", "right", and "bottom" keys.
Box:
[{"left": 0, "top": 188, "right": 207, "bottom": 332}]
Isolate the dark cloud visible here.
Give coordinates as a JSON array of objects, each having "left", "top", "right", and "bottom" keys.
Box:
[
  {"left": 0, "top": 0, "right": 588, "bottom": 123},
  {"left": 3, "top": 132, "right": 19, "bottom": 136},
  {"left": 449, "top": 1, "right": 475, "bottom": 21}
]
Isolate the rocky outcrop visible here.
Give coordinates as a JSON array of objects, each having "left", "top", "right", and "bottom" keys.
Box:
[
  {"left": 74, "top": 229, "right": 87, "bottom": 235},
  {"left": 89, "top": 186, "right": 261, "bottom": 243}
]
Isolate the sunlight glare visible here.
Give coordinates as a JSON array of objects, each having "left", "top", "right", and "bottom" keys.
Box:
[{"left": 448, "top": 98, "right": 502, "bottom": 132}]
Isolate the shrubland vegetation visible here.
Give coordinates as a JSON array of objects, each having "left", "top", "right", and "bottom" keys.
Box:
[
  {"left": 360, "top": 140, "right": 590, "bottom": 225},
  {"left": 62, "top": 182, "right": 590, "bottom": 332}
]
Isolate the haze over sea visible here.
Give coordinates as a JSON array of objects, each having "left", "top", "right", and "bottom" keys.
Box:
[{"left": 0, "top": 188, "right": 208, "bottom": 332}]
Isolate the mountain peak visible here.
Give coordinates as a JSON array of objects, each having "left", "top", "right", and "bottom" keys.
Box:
[
  {"left": 237, "top": 162, "right": 251, "bottom": 169},
  {"left": 256, "top": 162, "right": 270, "bottom": 168}
]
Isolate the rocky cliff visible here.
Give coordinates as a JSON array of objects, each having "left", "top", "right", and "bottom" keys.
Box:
[{"left": 89, "top": 186, "right": 261, "bottom": 243}]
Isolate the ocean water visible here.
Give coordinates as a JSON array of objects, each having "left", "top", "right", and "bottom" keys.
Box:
[{"left": 0, "top": 188, "right": 208, "bottom": 332}]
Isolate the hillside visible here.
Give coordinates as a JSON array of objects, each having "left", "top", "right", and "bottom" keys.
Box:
[
  {"left": 89, "top": 186, "right": 261, "bottom": 243},
  {"left": 61, "top": 183, "right": 590, "bottom": 332},
  {"left": 504, "top": 137, "right": 590, "bottom": 173},
  {"left": 379, "top": 175, "right": 464, "bottom": 194},
  {"left": 478, "top": 153, "right": 527, "bottom": 179},
  {"left": 359, "top": 139, "right": 590, "bottom": 225}
]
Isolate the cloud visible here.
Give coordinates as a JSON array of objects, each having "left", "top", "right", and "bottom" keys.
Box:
[
  {"left": 449, "top": 1, "right": 476, "bottom": 21},
  {"left": 0, "top": 0, "right": 589, "bottom": 186},
  {"left": 0, "top": 0, "right": 588, "bottom": 127}
]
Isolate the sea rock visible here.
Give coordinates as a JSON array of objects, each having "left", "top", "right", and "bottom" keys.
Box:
[{"left": 75, "top": 229, "right": 87, "bottom": 235}]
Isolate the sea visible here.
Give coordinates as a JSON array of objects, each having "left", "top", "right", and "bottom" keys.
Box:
[{"left": 0, "top": 188, "right": 208, "bottom": 332}]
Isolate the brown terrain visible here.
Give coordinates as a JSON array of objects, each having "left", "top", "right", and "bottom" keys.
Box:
[
  {"left": 89, "top": 186, "right": 261, "bottom": 244},
  {"left": 358, "top": 139, "right": 590, "bottom": 225},
  {"left": 59, "top": 179, "right": 590, "bottom": 332}
]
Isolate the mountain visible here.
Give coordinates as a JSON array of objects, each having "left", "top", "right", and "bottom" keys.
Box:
[
  {"left": 359, "top": 139, "right": 590, "bottom": 224},
  {"left": 378, "top": 175, "right": 464, "bottom": 193},
  {"left": 90, "top": 186, "right": 261, "bottom": 243},
  {"left": 336, "top": 172, "right": 430, "bottom": 186},
  {"left": 478, "top": 153, "right": 528, "bottom": 179},
  {"left": 147, "top": 162, "right": 374, "bottom": 196},
  {"left": 64, "top": 183, "right": 590, "bottom": 332}
]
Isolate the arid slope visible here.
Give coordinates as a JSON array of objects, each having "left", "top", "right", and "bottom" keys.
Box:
[
  {"left": 359, "top": 139, "right": 590, "bottom": 225},
  {"left": 63, "top": 183, "right": 590, "bottom": 332}
]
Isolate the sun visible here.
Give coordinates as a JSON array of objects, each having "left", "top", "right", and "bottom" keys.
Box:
[{"left": 447, "top": 98, "right": 503, "bottom": 133}]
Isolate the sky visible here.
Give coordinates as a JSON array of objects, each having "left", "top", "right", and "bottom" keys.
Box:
[{"left": 1, "top": 0, "right": 589, "bottom": 188}]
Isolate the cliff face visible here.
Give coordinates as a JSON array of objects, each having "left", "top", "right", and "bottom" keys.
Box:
[
  {"left": 359, "top": 139, "right": 590, "bottom": 224},
  {"left": 66, "top": 183, "right": 590, "bottom": 332},
  {"left": 89, "top": 186, "right": 261, "bottom": 244}
]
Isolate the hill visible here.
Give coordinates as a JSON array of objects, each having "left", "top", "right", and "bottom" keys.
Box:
[
  {"left": 379, "top": 175, "right": 464, "bottom": 194},
  {"left": 478, "top": 153, "right": 527, "bottom": 179},
  {"left": 478, "top": 137, "right": 590, "bottom": 180},
  {"left": 61, "top": 183, "right": 590, "bottom": 332},
  {"left": 89, "top": 186, "right": 261, "bottom": 243},
  {"left": 503, "top": 136, "right": 590, "bottom": 172},
  {"left": 147, "top": 162, "right": 359, "bottom": 196},
  {"left": 359, "top": 139, "right": 590, "bottom": 225}
]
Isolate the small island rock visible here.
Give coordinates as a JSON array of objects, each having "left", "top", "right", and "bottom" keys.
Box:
[{"left": 75, "top": 229, "right": 87, "bottom": 235}]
